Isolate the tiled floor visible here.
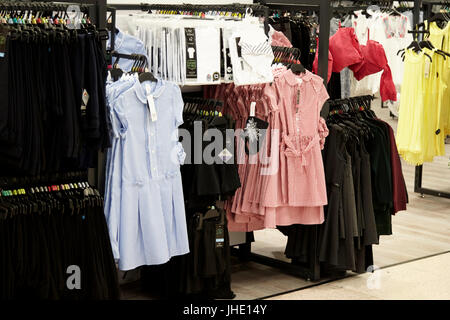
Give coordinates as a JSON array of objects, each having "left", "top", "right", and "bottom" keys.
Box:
[{"left": 268, "top": 253, "right": 450, "bottom": 300}]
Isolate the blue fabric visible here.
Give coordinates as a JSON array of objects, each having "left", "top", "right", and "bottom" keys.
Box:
[
  {"left": 107, "top": 29, "right": 148, "bottom": 73},
  {"left": 104, "top": 77, "right": 189, "bottom": 270}
]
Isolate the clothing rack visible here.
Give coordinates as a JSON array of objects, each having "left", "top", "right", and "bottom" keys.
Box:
[
  {"left": 107, "top": 2, "right": 270, "bottom": 36},
  {"left": 14, "top": 0, "right": 108, "bottom": 191},
  {"left": 223, "top": 0, "right": 332, "bottom": 282},
  {"left": 412, "top": 0, "right": 450, "bottom": 199},
  {"left": 236, "top": 0, "right": 420, "bottom": 282}
]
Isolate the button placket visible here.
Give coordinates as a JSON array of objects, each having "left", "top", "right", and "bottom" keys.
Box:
[{"left": 149, "top": 123, "right": 158, "bottom": 179}]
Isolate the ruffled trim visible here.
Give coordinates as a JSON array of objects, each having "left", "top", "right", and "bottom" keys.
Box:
[{"left": 318, "top": 117, "right": 329, "bottom": 150}]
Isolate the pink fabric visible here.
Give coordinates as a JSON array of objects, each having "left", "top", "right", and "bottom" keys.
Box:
[
  {"left": 261, "top": 69, "right": 329, "bottom": 208},
  {"left": 271, "top": 30, "right": 293, "bottom": 48}
]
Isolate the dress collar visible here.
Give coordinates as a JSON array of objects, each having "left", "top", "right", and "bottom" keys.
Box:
[
  {"left": 133, "top": 78, "right": 165, "bottom": 104},
  {"left": 277, "top": 69, "right": 323, "bottom": 93},
  {"left": 281, "top": 69, "right": 314, "bottom": 87}
]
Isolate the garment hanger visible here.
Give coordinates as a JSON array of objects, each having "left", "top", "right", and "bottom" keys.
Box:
[
  {"left": 196, "top": 206, "right": 222, "bottom": 231},
  {"left": 138, "top": 55, "right": 157, "bottom": 83}
]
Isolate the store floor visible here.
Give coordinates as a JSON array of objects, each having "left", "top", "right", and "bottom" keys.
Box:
[
  {"left": 267, "top": 252, "right": 450, "bottom": 300},
  {"left": 120, "top": 100, "right": 450, "bottom": 300}
]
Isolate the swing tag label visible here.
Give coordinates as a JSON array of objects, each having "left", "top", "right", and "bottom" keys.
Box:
[
  {"left": 147, "top": 95, "right": 157, "bottom": 122},
  {"left": 146, "top": 84, "right": 157, "bottom": 122},
  {"left": 215, "top": 224, "right": 224, "bottom": 248}
]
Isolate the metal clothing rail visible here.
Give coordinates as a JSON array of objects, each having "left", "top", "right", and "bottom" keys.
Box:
[{"left": 108, "top": 2, "right": 270, "bottom": 34}]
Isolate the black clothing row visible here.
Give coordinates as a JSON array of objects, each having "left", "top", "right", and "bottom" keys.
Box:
[
  {"left": 280, "top": 98, "right": 407, "bottom": 273},
  {"left": 0, "top": 27, "right": 110, "bottom": 176},
  {"left": 141, "top": 206, "right": 235, "bottom": 300},
  {"left": 270, "top": 16, "right": 317, "bottom": 71},
  {"left": 180, "top": 98, "right": 241, "bottom": 208},
  {"left": 141, "top": 98, "right": 242, "bottom": 299},
  {"left": 0, "top": 182, "right": 119, "bottom": 299}
]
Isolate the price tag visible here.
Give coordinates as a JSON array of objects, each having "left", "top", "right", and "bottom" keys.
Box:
[
  {"left": 145, "top": 84, "right": 157, "bottom": 122},
  {"left": 250, "top": 101, "right": 256, "bottom": 117},
  {"left": 215, "top": 224, "right": 225, "bottom": 248}
]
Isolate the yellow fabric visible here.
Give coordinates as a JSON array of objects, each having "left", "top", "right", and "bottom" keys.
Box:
[
  {"left": 397, "top": 49, "right": 426, "bottom": 165},
  {"left": 397, "top": 21, "right": 449, "bottom": 165},
  {"left": 428, "top": 22, "right": 450, "bottom": 137}
]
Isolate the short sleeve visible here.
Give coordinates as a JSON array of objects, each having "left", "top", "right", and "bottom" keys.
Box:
[
  {"left": 113, "top": 95, "right": 129, "bottom": 138},
  {"left": 172, "top": 84, "right": 184, "bottom": 127},
  {"left": 317, "top": 82, "right": 330, "bottom": 115}
]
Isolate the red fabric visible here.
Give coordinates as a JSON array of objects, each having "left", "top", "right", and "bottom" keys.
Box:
[
  {"left": 350, "top": 40, "right": 397, "bottom": 102},
  {"left": 329, "top": 27, "right": 363, "bottom": 73},
  {"left": 312, "top": 37, "right": 333, "bottom": 83},
  {"left": 377, "top": 120, "right": 408, "bottom": 214}
]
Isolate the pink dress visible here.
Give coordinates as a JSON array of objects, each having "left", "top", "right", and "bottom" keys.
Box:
[{"left": 204, "top": 68, "right": 329, "bottom": 231}]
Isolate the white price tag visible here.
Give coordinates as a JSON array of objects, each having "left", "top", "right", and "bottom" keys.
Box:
[
  {"left": 147, "top": 94, "right": 157, "bottom": 122},
  {"left": 250, "top": 101, "right": 256, "bottom": 117},
  {"left": 145, "top": 84, "right": 157, "bottom": 122}
]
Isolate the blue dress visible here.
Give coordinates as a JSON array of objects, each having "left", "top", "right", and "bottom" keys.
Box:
[{"left": 107, "top": 78, "right": 189, "bottom": 270}]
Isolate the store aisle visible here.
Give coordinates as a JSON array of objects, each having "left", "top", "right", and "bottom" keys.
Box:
[{"left": 267, "top": 252, "right": 450, "bottom": 300}]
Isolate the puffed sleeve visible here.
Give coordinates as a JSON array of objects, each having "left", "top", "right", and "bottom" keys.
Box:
[
  {"left": 113, "top": 95, "right": 129, "bottom": 138},
  {"left": 318, "top": 117, "right": 329, "bottom": 150},
  {"left": 317, "top": 82, "right": 330, "bottom": 109}
]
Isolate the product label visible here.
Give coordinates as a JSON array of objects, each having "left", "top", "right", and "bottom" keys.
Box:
[
  {"left": 145, "top": 85, "right": 157, "bottom": 122},
  {"left": 81, "top": 89, "right": 89, "bottom": 115},
  {"left": 215, "top": 224, "right": 224, "bottom": 248},
  {"left": 185, "top": 28, "right": 197, "bottom": 79},
  {"left": 82, "top": 89, "right": 89, "bottom": 106},
  {"left": 218, "top": 148, "right": 233, "bottom": 162},
  {"left": 250, "top": 102, "right": 256, "bottom": 117}
]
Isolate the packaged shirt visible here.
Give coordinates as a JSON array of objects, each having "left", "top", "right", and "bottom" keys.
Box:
[{"left": 229, "top": 24, "right": 274, "bottom": 86}]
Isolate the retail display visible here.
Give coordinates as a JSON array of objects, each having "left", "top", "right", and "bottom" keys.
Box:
[
  {"left": 204, "top": 67, "right": 330, "bottom": 231},
  {"left": 397, "top": 17, "right": 450, "bottom": 165},
  {"left": 104, "top": 71, "right": 189, "bottom": 271},
  {"left": 0, "top": 7, "right": 110, "bottom": 176},
  {"left": 0, "top": 1, "right": 119, "bottom": 300},
  {"left": 1, "top": 0, "right": 447, "bottom": 302},
  {"left": 280, "top": 95, "right": 407, "bottom": 273},
  {"left": 0, "top": 174, "right": 119, "bottom": 299},
  {"left": 117, "top": 8, "right": 273, "bottom": 86}
]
